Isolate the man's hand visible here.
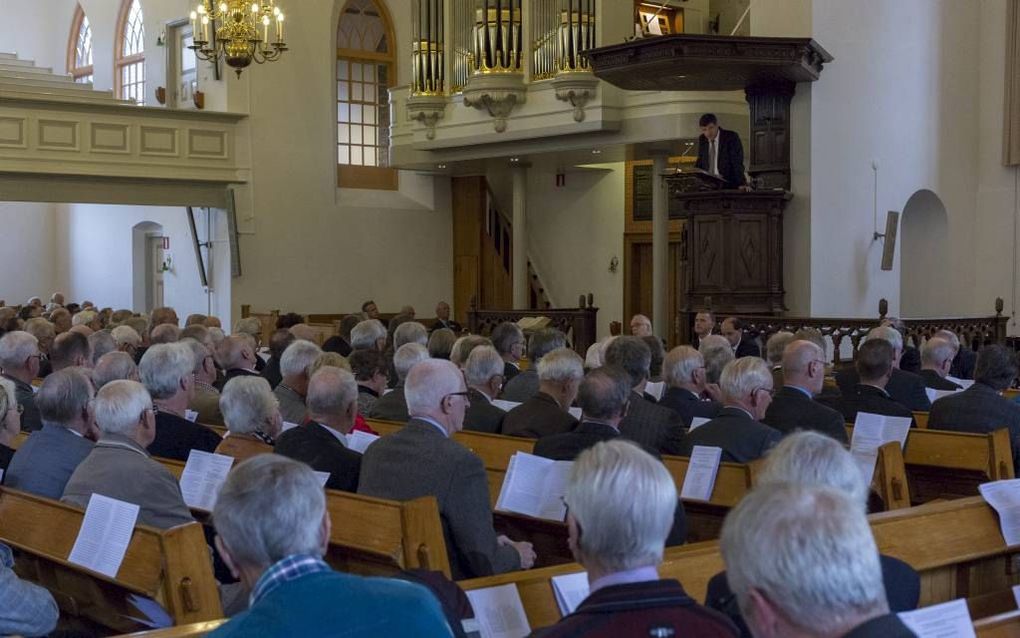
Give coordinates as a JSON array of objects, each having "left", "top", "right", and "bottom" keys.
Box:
[
  {"left": 703, "top": 383, "right": 723, "bottom": 402},
  {"left": 500, "top": 536, "right": 536, "bottom": 569}
]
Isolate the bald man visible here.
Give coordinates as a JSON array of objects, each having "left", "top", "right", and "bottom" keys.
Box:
[{"left": 762, "top": 340, "right": 848, "bottom": 444}]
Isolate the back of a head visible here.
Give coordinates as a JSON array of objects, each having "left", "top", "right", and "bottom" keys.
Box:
[
  {"left": 150, "top": 323, "right": 181, "bottom": 345},
  {"left": 24, "top": 318, "right": 54, "bottom": 343},
  {"left": 933, "top": 329, "right": 961, "bottom": 351},
  {"left": 181, "top": 338, "right": 211, "bottom": 374},
  {"left": 280, "top": 340, "right": 323, "bottom": 379},
  {"left": 111, "top": 325, "right": 142, "bottom": 348},
  {"left": 663, "top": 346, "right": 703, "bottom": 387},
  {"left": 490, "top": 322, "right": 524, "bottom": 356},
  {"left": 275, "top": 313, "right": 305, "bottom": 330},
  {"left": 920, "top": 337, "right": 955, "bottom": 369},
  {"left": 35, "top": 368, "right": 93, "bottom": 425},
  {"left": 139, "top": 342, "right": 192, "bottom": 400},
  {"left": 268, "top": 328, "right": 296, "bottom": 359},
  {"left": 528, "top": 328, "right": 567, "bottom": 362},
  {"left": 793, "top": 327, "right": 827, "bottom": 352},
  {"left": 536, "top": 347, "right": 584, "bottom": 384},
  {"left": 180, "top": 324, "right": 211, "bottom": 346},
  {"left": 604, "top": 336, "right": 651, "bottom": 387},
  {"left": 765, "top": 331, "right": 795, "bottom": 366},
  {"left": 759, "top": 431, "right": 869, "bottom": 509},
  {"left": 218, "top": 335, "right": 252, "bottom": 369},
  {"left": 213, "top": 454, "right": 326, "bottom": 570},
  {"left": 348, "top": 348, "right": 387, "bottom": 382},
  {"left": 405, "top": 358, "right": 462, "bottom": 416},
  {"left": 720, "top": 357, "right": 772, "bottom": 404},
  {"left": 309, "top": 352, "right": 351, "bottom": 377},
  {"left": 721, "top": 483, "right": 887, "bottom": 636},
  {"left": 233, "top": 317, "right": 262, "bottom": 338},
  {"left": 88, "top": 330, "right": 117, "bottom": 365},
  {"left": 0, "top": 330, "right": 38, "bottom": 370},
  {"left": 92, "top": 352, "right": 139, "bottom": 389},
  {"left": 124, "top": 316, "right": 149, "bottom": 341},
  {"left": 393, "top": 321, "right": 428, "bottom": 349},
  {"left": 566, "top": 440, "right": 676, "bottom": 573},
  {"left": 339, "top": 314, "right": 362, "bottom": 340},
  {"left": 782, "top": 340, "right": 824, "bottom": 379},
  {"left": 72, "top": 310, "right": 97, "bottom": 327},
  {"left": 701, "top": 338, "right": 736, "bottom": 385},
  {"left": 451, "top": 335, "right": 492, "bottom": 368},
  {"left": 464, "top": 345, "right": 503, "bottom": 387},
  {"left": 51, "top": 331, "right": 92, "bottom": 371},
  {"left": 93, "top": 379, "right": 152, "bottom": 436},
  {"left": 428, "top": 328, "right": 456, "bottom": 360},
  {"left": 220, "top": 376, "right": 278, "bottom": 434},
  {"left": 975, "top": 344, "right": 1019, "bottom": 391},
  {"left": 185, "top": 313, "right": 207, "bottom": 327},
  {"left": 350, "top": 319, "right": 385, "bottom": 350},
  {"left": 855, "top": 339, "right": 893, "bottom": 382},
  {"left": 577, "top": 367, "right": 632, "bottom": 421},
  {"left": 867, "top": 325, "right": 903, "bottom": 352},
  {"left": 288, "top": 324, "right": 318, "bottom": 343},
  {"left": 394, "top": 343, "right": 430, "bottom": 382},
  {"left": 641, "top": 336, "right": 665, "bottom": 378},
  {"left": 150, "top": 307, "right": 178, "bottom": 327},
  {"left": 307, "top": 366, "right": 358, "bottom": 417}
]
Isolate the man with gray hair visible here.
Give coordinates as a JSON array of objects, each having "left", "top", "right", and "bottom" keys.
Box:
[
  {"left": 62, "top": 380, "right": 194, "bottom": 529},
  {"left": 680, "top": 357, "right": 781, "bottom": 463},
  {"left": 535, "top": 366, "right": 632, "bottom": 461},
  {"left": 630, "top": 314, "right": 653, "bottom": 337},
  {"left": 764, "top": 331, "right": 794, "bottom": 388},
  {"left": 490, "top": 322, "right": 525, "bottom": 382},
  {"left": 140, "top": 342, "right": 221, "bottom": 461},
  {"left": 359, "top": 359, "right": 535, "bottom": 579},
  {"left": 762, "top": 340, "right": 848, "bottom": 443},
  {"left": 111, "top": 324, "right": 142, "bottom": 359},
  {"left": 218, "top": 334, "right": 261, "bottom": 389},
  {"left": 0, "top": 331, "right": 43, "bottom": 431},
  {"left": 208, "top": 455, "right": 453, "bottom": 637},
  {"left": 500, "top": 328, "right": 567, "bottom": 402},
  {"left": 835, "top": 325, "right": 930, "bottom": 411},
  {"left": 23, "top": 317, "right": 55, "bottom": 377},
  {"left": 720, "top": 483, "right": 912, "bottom": 637},
  {"left": 150, "top": 323, "right": 180, "bottom": 345},
  {"left": 6, "top": 368, "right": 96, "bottom": 499},
  {"left": 183, "top": 339, "right": 223, "bottom": 426},
  {"left": 942, "top": 328, "right": 977, "bottom": 380},
  {"left": 350, "top": 319, "right": 387, "bottom": 352},
  {"left": 72, "top": 310, "right": 102, "bottom": 332},
  {"left": 88, "top": 330, "right": 117, "bottom": 366},
  {"left": 462, "top": 345, "right": 507, "bottom": 434},
  {"left": 659, "top": 346, "right": 723, "bottom": 428},
  {"left": 215, "top": 376, "right": 281, "bottom": 462},
  {"left": 274, "top": 340, "right": 323, "bottom": 425},
  {"left": 92, "top": 351, "right": 139, "bottom": 389},
  {"left": 534, "top": 440, "right": 735, "bottom": 637},
  {"left": 502, "top": 347, "right": 583, "bottom": 438},
  {"left": 393, "top": 321, "right": 428, "bottom": 349},
  {"left": 919, "top": 337, "right": 962, "bottom": 391},
  {"left": 699, "top": 334, "right": 735, "bottom": 386},
  {"left": 369, "top": 343, "right": 430, "bottom": 422},
  {"left": 276, "top": 366, "right": 363, "bottom": 492}
]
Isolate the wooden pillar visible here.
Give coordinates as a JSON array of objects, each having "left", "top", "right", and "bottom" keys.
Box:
[
  {"left": 512, "top": 164, "right": 528, "bottom": 309},
  {"left": 651, "top": 153, "right": 668, "bottom": 339}
]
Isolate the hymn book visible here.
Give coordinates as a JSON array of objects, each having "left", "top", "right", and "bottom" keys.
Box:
[
  {"left": 849, "top": 412, "right": 911, "bottom": 484},
  {"left": 464, "top": 584, "right": 531, "bottom": 638},
  {"left": 179, "top": 450, "right": 235, "bottom": 512},
  {"left": 346, "top": 430, "right": 380, "bottom": 454},
  {"left": 495, "top": 452, "right": 573, "bottom": 521},
  {"left": 689, "top": 417, "right": 711, "bottom": 431},
  {"left": 898, "top": 598, "right": 976, "bottom": 638},
  {"left": 68, "top": 494, "right": 140, "bottom": 578},
  {"left": 551, "top": 572, "right": 590, "bottom": 616},
  {"left": 680, "top": 446, "right": 723, "bottom": 502}
]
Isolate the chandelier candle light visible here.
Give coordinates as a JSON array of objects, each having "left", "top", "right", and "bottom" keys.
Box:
[{"left": 189, "top": 0, "right": 287, "bottom": 77}]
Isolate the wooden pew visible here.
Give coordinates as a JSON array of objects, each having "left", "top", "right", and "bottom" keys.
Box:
[
  {"left": 975, "top": 610, "right": 1020, "bottom": 637},
  {"left": 0, "top": 487, "right": 221, "bottom": 634},
  {"left": 115, "top": 620, "right": 226, "bottom": 637},
  {"left": 913, "top": 411, "right": 929, "bottom": 428}
]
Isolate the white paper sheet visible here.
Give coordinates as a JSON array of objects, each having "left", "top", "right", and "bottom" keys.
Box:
[
  {"left": 850, "top": 412, "right": 912, "bottom": 484},
  {"left": 464, "top": 584, "right": 532, "bottom": 638},
  {"left": 179, "top": 450, "right": 235, "bottom": 512},
  {"left": 946, "top": 376, "right": 975, "bottom": 389},
  {"left": 492, "top": 400, "right": 522, "bottom": 413},
  {"left": 495, "top": 452, "right": 573, "bottom": 521},
  {"left": 281, "top": 420, "right": 300, "bottom": 432},
  {"left": 123, "top": 594, "right": 173, "bottom": 629},
  {"left": 184, "top": 409, "right": 199, "bottom": 423},
  {"left": 68, "top": 494, "right": 140, "bottom": 578},
  {"left": 979, "top": 479, "right": 1020, "bottom": 546},
  {"left": 689, "top": 417, "right": 711, "bottom": 431},
  {"left": 568, "top": 407, "right": 582, "bottom": 420},
  {"left": 313, "top": 471, "right": 331, "bottom": 487},
  {"left": 680, "top": 446, "right": 722, "bottom": 502},
  {"left": 645, "top": 381, "right": 665, "bottom": 401},
  {"left": 551, "top": 572, "right": 590, "bottom": 616},
  {"left": 346, "top": 430, "right": 380, "bottom": 454},
  {"left": 898, "top": 598, "right": 976, "bottom": 638},
  {"left": 1013, "top": 584, "right": 1020, "bottom": 609}
]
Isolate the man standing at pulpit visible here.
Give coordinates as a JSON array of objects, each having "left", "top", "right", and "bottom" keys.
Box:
[{"left": 696, "top": 113, "right": 747, "bottom": 190}]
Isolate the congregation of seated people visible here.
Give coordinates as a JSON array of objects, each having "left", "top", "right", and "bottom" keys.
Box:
[{"left": 0, "top": 294, "right": 1017, "bottom": 636}]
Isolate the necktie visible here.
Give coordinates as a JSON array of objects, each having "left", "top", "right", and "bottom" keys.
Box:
[{"left": 710, "top": 139, "right": 718, "bottom": 175}]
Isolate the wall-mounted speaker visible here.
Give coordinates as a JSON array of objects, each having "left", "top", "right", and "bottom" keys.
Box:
[{"left": 880, "top": 210, "right": 899, "bottom": 271}]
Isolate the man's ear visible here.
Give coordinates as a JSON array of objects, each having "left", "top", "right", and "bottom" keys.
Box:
[
  {"left": 214, "top": 535, "right": 242, "bottom": 580},
  {"left": 318, "top": 511, "right": 332, "bottom": 555},
  {"left": 745, "top": 588, "right": 783, "bottom": 638}
]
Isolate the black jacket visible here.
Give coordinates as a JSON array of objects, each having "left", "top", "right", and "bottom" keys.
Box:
[
  {"left": 734, "top": 337, "right": 760, "bottom": 359},
  {"left": 533, "top": 421, "right": 619, "bottom": 461},
  {"left": 275, "top": 422, "right": 362, "bottom": 492},
  {"left": 762, "top": 386, "right": 848, "bottom": 444},
  {"left": 695, "top": 128, "right": 746, "bottom": 189},
  {"left": 928, "top": 382, "right": 1020, "bottom": 471},
  {"left": 678, "top": 406, "right": 781, "bottom": 463},
  {"left": 462, "top": 388, "right": 505, "bottom": 434},
  {"left": 821, "top": 384, "right": 914, "bottom": 424},
  {"left": 658, "top": 387, "right": 722, "bottom": 428},
  {"left": 918, "top": 369, "right": 962, "bottom": 391},
  {"left": 148, "top": 411, "right": 222, "bottom": 462},
  {"left": 501, "top": 392, "right": 577, "bottom": 439},
  {"left": 835, "top": 367, "right": 931, "bottom": 411},
  {"left": 619, "top": 392, "right": 686, "bottom": 455}
]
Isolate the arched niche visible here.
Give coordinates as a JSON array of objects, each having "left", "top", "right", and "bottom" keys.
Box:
[{"left": 899, "top": 189, "right": 950, "bottom": 317}]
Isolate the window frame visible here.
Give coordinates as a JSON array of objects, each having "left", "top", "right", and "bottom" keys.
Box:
[
  {"left": 115, "top": 0, "right": 146, "bottom": 104},
  {"left": 67, "top": 3, "right": 94, "bottom": 84}
]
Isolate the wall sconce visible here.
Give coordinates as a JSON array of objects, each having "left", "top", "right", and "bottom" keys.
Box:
[{"left": 608, "top": 256, "right": 619, "bottom": 273}]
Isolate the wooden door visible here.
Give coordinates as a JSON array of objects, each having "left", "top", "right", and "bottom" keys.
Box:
[{"left": 624, "top": 234, "right": 683, "bottom": 348}]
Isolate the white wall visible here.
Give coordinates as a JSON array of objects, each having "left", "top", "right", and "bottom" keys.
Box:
[{"left": 0, "top": 202, "right": 56, "bottom": 304}]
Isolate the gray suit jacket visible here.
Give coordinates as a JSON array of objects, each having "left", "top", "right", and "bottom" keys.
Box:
[
  {"left": 357, "top": 419, "right": 520, "bottom": 579},
  {"left": 928, "top": 382, "right": 1020, "bottom": 470},
  {"left": 368, "top": 385, "right": 410, "bottom": 422},
  {"left": 274, "top": 384, "right": 308, "bottom": 425},
  {"left": 619, "top": 392, "right": 687, "bottom": 455},
  {"left": 500, "top": 369, "right": 539, "bottom": 403},
  {"left": 62, "top": 434, "right": 194, "bottom": 530},
  {"left": 5, "top": 423, "right": 94, "bottom": 499},
  {"left": 0, "top": 543, "right": 58, "bottom": 637},
  {"left": 4, "top": 375, "right": 41, "bottom": 432}
]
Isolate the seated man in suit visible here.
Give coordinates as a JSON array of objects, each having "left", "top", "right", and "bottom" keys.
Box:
[
  {"left": 918, "top": 337, "right": 963, "bottom": 391},
  {"left": 720, "top": 317, "right": 760, "bottom": 359},
  {"left": 92, "top": 351, "right": 139, "bottom": 390},
  {"left": 140, "top": 342, "right": 222, "bottom": 461},
  {"left": 658, "top": 346, "right": 722, "bottom": 427},
  {"left": 369, "top": 343, "right": 430, "bottom": 422},
  {"left": 359, "top": 359, "right": 535, "bottom": 579},
  {"left": 764, "top": 331, "right": 794, "bottom": 389},
  {"left": 208, "top": 455, "right": 452, "bottom": 638},
  {"left": 502, "top": 347, "right": 582, "bottom": 438},
  {"left": 691, "top": 310, "right": 715, "bottom": 350},
  {"left": 696, "top": 112, "right": 747, "bottom": 190},
  {"left": 533, "top": 440, "right": 734, "bottom": 638},
  {"left": 882, "top": 317, "right": 920, "bottom": 374},
  {"left": 490, "top": 322, "right": 525, "bottom": 382},
  {"left": 929, "top": 344, "right": 1020, "bottom": 468},
  {"left": 216, "top": 376, "right": 282, "bottom": 462},
  {"left": 432, "top": 300, "right": 462, "bottom": 334},
  {"left": 630, "top": 314, "right": 653, "bottom": 337},
  {"left": 606, "top": 337, "right": 686, "bottom": 455},
  {"left": 462, "top": 346, "right": 507, "bottom": 434},
  {"left": 942, "top": 329, "right": 977, "bottom": 380},
  {"left": 260, "top": 328, "right": 295, "bottom": 389},
  {"left": 180, "top": 339, "right": 222, "bottom": 426},
  {"left": 273, "top": 339, "right": 321, "bottom": 425},
  {"left": 824, "top": 339, "right": 914, "bottom": 424},
  {"left": 217, "top": 334, "right": 262, "bottom": 390},
  {"left": 0, "top": 331, "right": 43, "bottom": 431},
  {"left": 5, "top": 369, "right": 96, "bottom": 499},
  {"left": 835, "top": 326, "right": 930, "bottom": 411},
  {"left": 62, "top": 380, "right": 194, "bottom": 529},
  {"left": 535, "top": 366, "right": 632, "bottom": 461},
  {"left": 720, "top": 483, "right": 915, "bottom": 638},
  {"left": 700, "top": 334, "right": 735, "bottom": 386},
  {"left": 275, "top": 366, "right": 362, "bottom": 492},
  {"left": 762, "top": 340, "right": 848, "bottom": 443},
  {"left": 500, "top": 328, "right": 567, "bottom": 403},
  {"left": 706, "top": 432, "right": 919, "bottom": 635}
]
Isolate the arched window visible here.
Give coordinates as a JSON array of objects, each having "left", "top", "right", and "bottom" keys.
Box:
[
  {"left": 337, "top": 0, "right": 397, "bottom": 190},
  {"left": 67, "top": 4, "right": 94, "bottom": 84},
  {"left": 116, "top": 0, "right": 146, "bottom": 104}
]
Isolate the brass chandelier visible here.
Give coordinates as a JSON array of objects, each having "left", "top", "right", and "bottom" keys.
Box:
[{"left": 189, "top": 1, "right": 288, "bottom": 77}]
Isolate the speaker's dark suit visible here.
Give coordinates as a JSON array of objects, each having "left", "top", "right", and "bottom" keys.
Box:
[
  {"left": 678, "top": 407, "right": 781, "bottom": 463},
  {"left": 696, "top": 128, "right": 747, "bottom": 189},
  {"left": 462, "top": 388, "right": 505, "bottom": 434},
  {"left": 501, "top": 392, "right": 577, "bottom": 439},
  {"left": 619, "top": 392, "right": 686, "bottom": 455},
  {"left": 274, "top": 422, "right": 362, "bottom": 492},
  {"left": 658, "top": 388, "right": 722, "bottom": 428},
  {"left": 928, "top": 382, "right": 1020, "bottom": 471},
  {"left": 821, "top": 384, "right": 914, "bottom": 424},
  {"left": 919, "top": 369, "right": 962, "bottom": 391},
  {"left": 835, "top": 367, "right": 931, "bottom": 411},
  {"left": 762, "top": 386, "right": 848, "bottom": 444}
]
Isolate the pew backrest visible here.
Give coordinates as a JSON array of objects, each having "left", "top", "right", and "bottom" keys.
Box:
[
  {"left": 975, "top": 610, "right": 1020, "bottom": 637},
  {"left": 114, "top": 620, "right": 227, "bottom": 637}
]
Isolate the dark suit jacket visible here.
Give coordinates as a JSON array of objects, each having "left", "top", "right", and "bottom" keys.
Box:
[
  {"left": 696, "top": 128, "right": 746, "bottom": 189},
  {"left": 619, "top": 392, "right": 686, "bottom": 455},
  {"left": 275, "top": 422, "right": 361, "bottom": 492},
  {"left": 500, "top": 369, "right": 539, "bottom": 403},
  {"left": 928, "top": 382, "right": 1020, "bottom": 470},
  {"left": 843, "top": 614, "right": 916, "bottom": 638},
  {"left": 658, "top": 387, "right": 722, "bottom": 428},
  {"left": 463, "top": 388, "right": 505, "bottom": 434},
  {"left": 147, "top": 411, "right": 222, "bottom": 462},
  {"left": 951, "top": 348, "right": 977, "bottom": 380},
  {"left": 358, "top": 419, "right": 519, "bottom": 579},
  {"left": 835, "top": 367, "right": 931, "bottom": 411},
  {"left": 5, "top": 423, "right": 94, "bottom": 499},
  {"left": 432, "top": 318, "right": 463, "bottom": 334},
  {"left": 4, "top": 375, "right": 41, "bottom": 432},
  {"left": 260, "top": 356, "right": 283, "bottom": 389},
  {"left": 217, "top": 367, "right": 260, "bottom": 391},
  {"left": 503, "top": 361, "right": 520, "bottom": 382},
  {"left": 531, "top": 580, "right": 738, "bottom": 638},
  {"left": 734, "top": 337, "right": 760, "bottom": 359},
  {"left": 919, "top": 369, "right": 962, "bottom": 391},
  {"left": 502, "top": 392, "right": 577, "bottom": 439},
  {"left": 899, "top": 345, "right": 921, "bottom": 374},
  {"left": 821, "top": 384, "right": 914, "bottom": 424},
  {"left": 533, "top": 421, "right": 619, "bottom": 461},
  {"left": 762, "top": 386, "right": 848, "bottom": 444},
  {"left": 368, "top": 385, "right": 410, "bottom": 422},
  {"left": 679, "top": 407, "right": 781, "bottom": 463}
]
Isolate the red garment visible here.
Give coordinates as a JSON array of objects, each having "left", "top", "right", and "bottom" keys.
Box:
[{"left": 352, "top": 415, "right": 378, "bottom": 435}]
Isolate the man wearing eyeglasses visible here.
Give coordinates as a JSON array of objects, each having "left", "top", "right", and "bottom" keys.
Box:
[
  {"left": 679, "top": 357, "right": 781, "bottom": 463},
  {"left": 358, "top": 358, "right": 536, "bottom": 579},
  {"left": 762, "top": 340, "right": 848, "bottom": 444},
  {"left": 0, "top": 331, "right": 43, "bottom": 432}
]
